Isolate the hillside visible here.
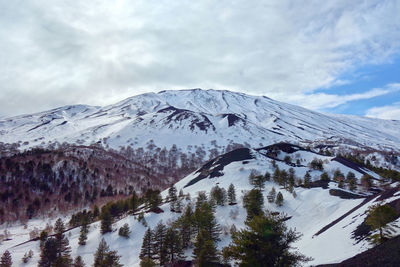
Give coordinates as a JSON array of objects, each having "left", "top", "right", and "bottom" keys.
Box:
[{"left": 2, "top": 144, "right": 399, "bottom": 266}]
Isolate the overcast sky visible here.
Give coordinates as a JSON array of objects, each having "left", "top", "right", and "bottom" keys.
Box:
[{"left": 1, "top": 0, "right": 400, "bottom": 119}]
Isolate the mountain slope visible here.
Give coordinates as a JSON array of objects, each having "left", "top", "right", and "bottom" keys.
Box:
[
  {"left": 2, "top": 144, "right": 399, "bottom": 266},
  {"left": 1, "top": 89, "right": 400, "bottom": 155}
]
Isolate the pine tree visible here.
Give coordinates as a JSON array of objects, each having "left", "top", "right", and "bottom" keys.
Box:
[
  {"left": 130, "top": 191, "right": 139, "bottom": 212},
  {"left": 78, "top": 222, "right": 89, "bottom": 245},
  {"left": 276, "top": 192, "right": 284, "bottom": 207},
  {"left": 39, "top": 238, "right": 58, "bottom": 267},
  {"left": 223, "top": 212, "right": 311, "bottom": 266},
  {"left": 273, "top": 168, "right": 280, "bottom": 184},
  {"left": 210, "top": 185, "right": 227, "bottom": 206},
  {"left": 93, "top": 205, "right": 100, "bottom": 219},
  {"left": 140, "top": 257, "right": 156, "bottom": 267},
  {"left": 152, "top": 222, "right": 167, "bottom": 265},
  {"left": 174, "top": 198, "right": 183, "bottom": 213},
  {"left": 175, "top": 204, "right": 195, "bottom": 249},
  {"left": 264, "top": 171, "right": 271, "bottom": 182},
  {"left": 267, "top": 187, "right": 276, "bottom": 203},
  {"left": 73, "top": 256, "right": 85, "bottom": 267},
  {"left": 195, "top": 191, "right": 208, "bottom": 209},
  {"left": 366, "top": 204, "right": 399, "bottom": 245},
  {"left": 361, "top": 174, "right": 373, "bottom": 190},
  {"left": 168, "top": 185, "right": 178, "bottom": 202},
  {"left": 164, "top": 227, "right": 185, "bottom": 264},
  {"left": 93, "top": 238, "right": 123, "bottom": 267},
  {"left": 304, "top": 172, "right": 311, "bottom": 188},
  {"left": 53, "top": 218, "right": 72, "bottom": 266},
  {"left": 194, "top": 202, "right": 221, "bottom": 243},
  {"left": 278, "top": 169, "right": 288, "bottom": 187},
  {"left": 227, "top": 183, "right": 237, "bottom": 205},
  {"left": 249, "top": 172, "right": 265, "bottom": 190},
  {"left": 243, "top": 189, "right": 264, "bottom": 221},
  {"left": 140, "top": 228, "right": 154, "bottom": 261},
  {"left": 100, "top": 210, "right": 112, "bottom": 234},
  {"left": 288, "top": 168, "right": 296, "bottom": 188},
  {"left": 93, "top": 238, "right": 108, "bottom": 266},
  {"left": 0, "top": 250, "right": 12, "bottom": 267},
  {"left": 118, "top": 223, "right": 131, "bottom": 239},
  {"left": 193, "top": 229, "right": 220, "bottom": 266},
  {"left": 320, "top": 171, "right": 330, "bottom": 182}
]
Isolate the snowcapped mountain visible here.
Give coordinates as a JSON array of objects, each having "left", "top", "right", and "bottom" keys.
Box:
[
  {"left": 1, "top": 89, "right": 400, "bottom": 155},
  {"left": 2, "top": 144, "right": 399, "bottom": 266}
]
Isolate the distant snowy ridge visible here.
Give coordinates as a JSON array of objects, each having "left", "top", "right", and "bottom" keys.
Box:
[{"left": 1, "top": 89, "right": 400, "bottom": 154}]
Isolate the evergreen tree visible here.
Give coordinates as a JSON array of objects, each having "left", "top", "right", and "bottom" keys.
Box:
[
  {"left": 39, "top": 230, "right": 48, "bottom": 249},
  {"left": 338, "top": 179, "right": 344, "bottom": 189},
  {"left": 249, "top": 172, "right": 265, "bottom": 190},
  {"left": 194, "top": 202, "right": 221, "bottom": 243},
  {"left": 93, "top": 238, "right": 123, "bottom": 267},
  {"left": 130, "top": 191, "right": 139, "bottom": 212},
  {"left": 53, "top": 218, "right": 72, "bottom": 266},
  {"left": 288, "top": 168, "right": 296, "bottom": 188},
  {"left": 174, "top": 198, "right": 183, "bottom": 213},
  {"left": 152, "top": 222, "right": 167, "bottom": 265},
  {"left": 346, "top": 171, "right": 356, "bottom": 181},
  {"left": 78, "top": 222, "right": 89, "bottom": 246},
  {"left": 169, "top": 186, "right": 178, "bottom": 212},
  {"left": 140, "top": 228, "right": 154, "bottom": 261},
  {"left": 227, "top": 183, "right": 237, "bottom": 205},
  {"left": 93, "top": 205, "right": 100, "bottom": 219},
  {"left": 139, "top": 258, "right": 156, "bottom": 267},
  {"left": 168, "top": 185, "right": 178, "bottom": 202},
  {"left": 333, "top": 169, "right": 344, "bottom": 182},
  {"left": 275, "top": 192, "right": 284, "bottom": 207},
  {"left": 0, "top": 250, "right": 12, "bottom": 267},
  {"left": 100, "top": 210, "right": 112, "bottom": 234},
  {"left": 304, "top": 172, "right": 311, "bottom": 188},
  {"left": 210, "top": 185, "right": 227, "bottom": 206},
  {"left": 73, "top": 256, "right": 85, "bottom": 267},
  {"left": 164, "top": 227, "right": 185, "bottom": 264},
  {"left": 193, "top": 229, "right": 220, "bottom": 267},
  {"left": 118, "top": 223, "right": 131, "bottom": 239},
  {"left": 39, "top": 238, "right": 58, "bottom": 267},
  {"left": 223, "top": 212, "right": 311, "bottom": 266},
  {"left": 279, "top": 169, "right": 288, "bottom": 187},
  {"left": 272, "top": 168, "right": 280, "bottom": 183},
  {"left": 320, "top": 171, "right": 330, "bottom": 182},
  {"left": 366, "top": 204, "right": 399, "bottom": 245},
  {"left": 175, "top": 204, "right": 195, "bottom": 249},
  {"left": 348, "top": 178, "right": 357, "bottom": 191},
  {"left": 243, "top": 189, "right": 264, "bottom": 221},
  {"left": 267, "top": 187, "right": 276, "bottom": 203},
  {"left": 361, "top": 174, "right": 373, "bottom": 190},
  {"left": 264, "top": 171, "right": 271, "bottom": 182},
  {"left": 195, "top": 191, "right": 208, "bottom": 209}
]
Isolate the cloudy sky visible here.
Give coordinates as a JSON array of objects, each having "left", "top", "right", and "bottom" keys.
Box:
[{"left": 1, "top": 0, "right": 400, "bottom": 119}]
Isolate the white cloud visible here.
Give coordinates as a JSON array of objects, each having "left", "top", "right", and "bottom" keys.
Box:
[
  {"left": 366, "top": 102, "right": 400, "bottom": 120},
  {"left": 273, "top": 83, "right": 400, "bottom": 110},
  {"left": 0, "top": 0, "right": 400, "bottom": 116}
]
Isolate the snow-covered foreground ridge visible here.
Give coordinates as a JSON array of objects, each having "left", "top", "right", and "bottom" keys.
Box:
[
  {"left": 1, "top": 89, "right": 400, "bottom": 152},
  {"left": 2, "top": 144, "right": 399, "bottom": 266}
]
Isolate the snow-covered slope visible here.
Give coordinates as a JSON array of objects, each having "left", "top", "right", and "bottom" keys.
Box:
[
  {"left": 1, "top": 89, "right": 400, "bottom": 153},
  {"left": 3, "top": 144, "right": 399, "bottom": 266}
]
